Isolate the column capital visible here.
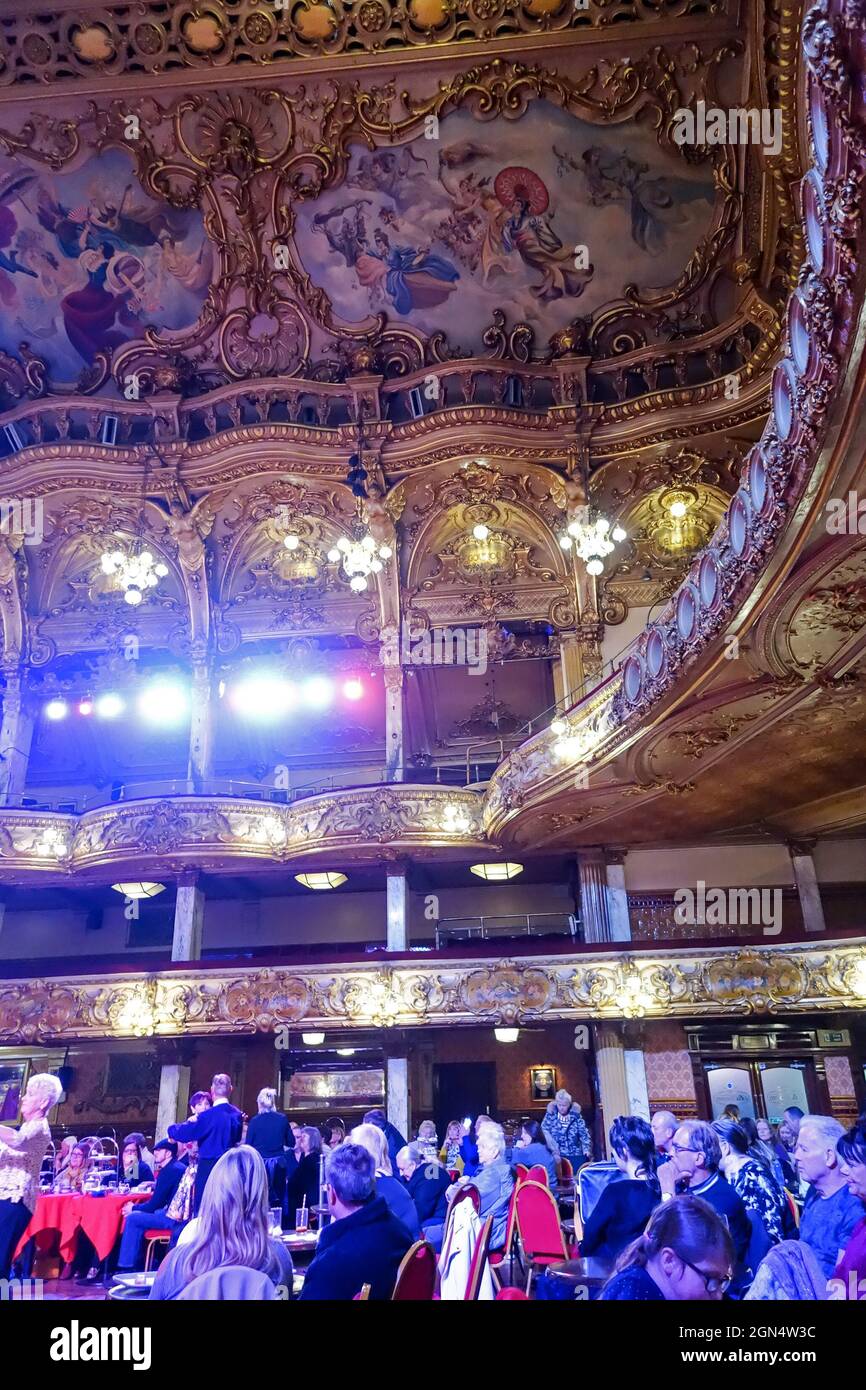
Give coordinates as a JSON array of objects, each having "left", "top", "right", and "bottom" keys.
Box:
[{"left": 787, "top": 839, "right": 817, "bottom": 858}]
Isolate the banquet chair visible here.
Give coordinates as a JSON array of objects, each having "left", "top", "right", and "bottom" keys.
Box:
[
  {"left": 144, "top": 1230, "right": 171, "bottom": 1272},
  {"left": 353, "top": 1284, "right": 371, "bottom": 1301},
  {"left": 391, "top": 1239, "right": 437, "bottom": 1300},
  {"left": 489, "top": 1184, "right": 521, "bottom": 1290},
  {"left": 784, "top": 1190, "right": 800, "bottom": 1229},
  {"left": 515, "top": 1180, "right": 570, "bottom": 1295},
  {"left": 526, "top": 1164, "right": 549, "bottom": 1187},
  {"left": 495, "top": 1287, "right": 529, "bottom": 1300},
  {"left": 559, "top": 1158, "right": 574, "bottom": 1182},
  {"left": 515, "top": 1163, "right": 529, "bottom": 1183},
  {"left": 464, "top": 1215, "right": 494, "bottom": 1300},
  {"left": 177, "top": 1266, "right": 276, "bottom": 1300}
]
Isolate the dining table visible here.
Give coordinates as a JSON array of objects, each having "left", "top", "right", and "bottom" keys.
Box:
[{"left": 14, "top": 1189, "right": 150, "bottom": 1263}]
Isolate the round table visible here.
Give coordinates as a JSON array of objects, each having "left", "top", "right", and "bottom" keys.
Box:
[{"left": 15, "top": 1190, "right": 150, "bottom": 1263}]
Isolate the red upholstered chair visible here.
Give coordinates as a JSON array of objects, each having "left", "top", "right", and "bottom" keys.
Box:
[
  {"left": 464, "top": 1214, "right": 494, "bottom": 1299},
  {"left": 489, "top": 1183, "right": 521, "bottom": 1290},
  {"left": 515, "top": 1180, "right": 569, "bottom": 1295},
  {"left": 526, "top": 1164, "right": 549, "bottom": 1187},
  {"left": 144, "top": 1231, "right": 171, "bottom": 1272},
  {"left": 448, "top": 1169, "right": 461, "bottom": 1182},
  {"left": 496, "top": 1287, "right": 529, "bottom": 1300},
  {"left": 559, "top": 1157, "right": 574, "bottom": 1182},
  {"left": 353, "top": 1284, "right": 371, "bottom": 1301},
  {"left": 515, "top": 1163, "right": 529, "bottom": 1183},
  {"left": 392, "top": 1240, "right": 437, "bottom": 1301},
  {"left": 785, "top": 1190, "right": 800, "bottom": 1229}
]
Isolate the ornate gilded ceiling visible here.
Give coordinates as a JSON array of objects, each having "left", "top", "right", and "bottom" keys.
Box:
[{"left": 2, "top": 0, "right": 865, "bottom": 862}]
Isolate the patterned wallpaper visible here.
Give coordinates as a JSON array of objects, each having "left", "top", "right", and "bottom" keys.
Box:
[{"left": 643, "top": 1021, "right": 697, "bottom": 1116}]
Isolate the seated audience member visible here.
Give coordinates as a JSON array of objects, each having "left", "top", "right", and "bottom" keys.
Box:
[
  {"left": 511, "top": 1120, "right": 557, "bottom": 1185},
  {"left": 350, "top": 1123, "right": 419, "bottom": 1238},
  {"left": 54, "top": 1143, "right": 92, "bottom": 1194},
  {"left": 300, "top": 1142, "right": 414, "bottom": 1301},
  {"left": 396, "top": 1142, "right": 450, "bottom": 1230},
  {"left": 362, "top": 1107, "right": 407, "bottom": 1172},
  {"left": 150, "top": 1146, "right": 292, "bottom": 1301},
  {"left": 743, "top": 1117, "right": 789, "bottom": 1196},
  {"left": 118, "top": 1136, "right": 153, "bottom": 1188},
  {"left": 286, "top": 1125, "right": 323, "bottom": 1224},
  {"left": 321, "top": 1119, "right": 345, "bottom": 1152},
  {"left": 440, "top": 1120, "right": 464, "bottom": 1174},
  {"left": 116, "top": 1140, "right": 187, "bottom": 1272},
  {"left": 581, "top": 1116, "right": 660, "bottom": 1263},
  {"left": 541, "top": 1089, "right": 593, "bottom": 1172},
  {"left": 53, "top": 1135, "right": 77, "bottom": 1181},
  {"left": 415, "top": 1120, "right": 439, "bottom": 1164},
  {"left": 651, "top": 1111, "right": 678, "bottom": 1162},
  {"left": 722, "top": 1105, "right": 741, "bottom": 1122},
  {"left": 431, "top": 1121, "right": 514, "bottom": 1253},
  {"left": 713, "top": 1118, "right": 786, "bottom": 1247},
  {"left": 245, "top": 1087, "right": 291, "bottom": 1206},
  {"left": 767, "top": 1115, "right": 798, "bottom": 1191},
  {"left": 458, "top": 1116, "right": 487, "bottom": 1176},
  {"left": 659, "top": 1120, "right": 751, "bottom": 1295},
  {"left": 744, "top": 1241, "right": 827, "bottom": 1301},
  {"left": 796, "top": 1114, "right": 865, "bottom": 1282},
  {"left": 601, "top": 1194, "right": 733, "bottom": 1301},
  {"left": 828, "top": 1120, "right": 866, "bottom": 1299}
]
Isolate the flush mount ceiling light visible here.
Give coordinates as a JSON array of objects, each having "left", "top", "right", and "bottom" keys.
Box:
[
  {"left": 294, "top": 872, "right": 348, "bottom": 890},
  {"left": 302, "top": 1032, "right": 325, "bottom": 1046},
  {"left": 336, "top": 1048, "right": 356, "bottom": 1057},
  {"left": 111, "top": 882, "right": 166, "bottom": 899},
  {"left": 470, "top": 863, "right": 524, "bottom": 882},
  {"left": 494, "top": 1028, "right": 520, "bottom": 1044}
]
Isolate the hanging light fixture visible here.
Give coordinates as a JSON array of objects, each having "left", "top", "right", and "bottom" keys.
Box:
[
  {"left": 494, "top": 1027, "right": 520, "bottom": 1043},
  {"left": 302, "top": 1032, "right": 325, "bottom": 1046},
  {"left": 326, "top": 530, "right": 392, "bottom": 592},
  {"left": 111, "top": 882, "right": 166, "bottom": 899},
  {"left": 558, "top": 456, "right": 626, "bottom": 577},
  {"left": 295, "top": 872, "right": 348, "bottom": 890},
  {"left": 470, "top": 863, "right": 524, "bottom": 881},
  {"left": 99, "top": 464, "right": 168, "bottom": 605}
]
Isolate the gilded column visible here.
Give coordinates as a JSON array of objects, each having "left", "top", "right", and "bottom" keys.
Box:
[
  {"left": 605, "top": 851, "right": 632, "bottom": 942},
  {"left": 0, "top": 668, "right": 35, "bottom": 806},
  {"left": 172, "top": 871, "right": 205, "bottom": 962},
  {"left": 187, "top": 662, "right": 215, "bottom": 793},
  {"left": 788, "top": 841, "right": 826, "bottom": 935},
  {"left": 386, "top": 1057, "right": 410, "bottom": 1143},
  {"left": 578, "top": 849, "right": 612, "bottom": 943},
  {"left": 386, "top": 862, "right": 410, "bottom": 951},
  {"left": 383, "top": 662, "right": 405, "bottom": 784},
  {"left": 594, "top": 1024, "right": 631, "bottom": 1147}
]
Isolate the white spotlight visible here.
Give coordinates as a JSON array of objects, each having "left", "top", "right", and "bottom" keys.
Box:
[
  {"left": 302, "top": 676, "right": 333, "bottom": 709},
  {"left": 137, "top": 681, "right": 189, "bottom": 727},
  {"left": 96, "top": 693, "right": 125, "bottom": 719},
  {"left": 44, "top": 699, "right": 68, "bottom": 721},
  {"left": 231, "top": 675, "right": 296, "bottom": 722}
]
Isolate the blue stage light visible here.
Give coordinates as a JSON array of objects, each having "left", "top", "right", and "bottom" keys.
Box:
[{"left": 96, "top": 693, "right": 125, "bottom": 719}]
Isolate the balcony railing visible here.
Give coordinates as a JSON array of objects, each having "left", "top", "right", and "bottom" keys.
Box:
[{"left": 434, "top": 912, "right": 579, "bottom": 949}]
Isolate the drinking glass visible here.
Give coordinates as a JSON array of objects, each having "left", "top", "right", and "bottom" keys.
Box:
[{"left": 295, "top": 1207, "right": 309, "bottom": 1232}]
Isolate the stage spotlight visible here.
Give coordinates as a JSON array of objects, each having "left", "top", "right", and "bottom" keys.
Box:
[
  {"left": 44, "top": 699, "right": 68, "bottom": 721},
  {"left": 302, "top": 675, "right": 333, "bottom": 709},
  {"left": 231, "top": 674, "right": 296, "bottom": 722},
  {"left": 137, "top": 681, "right": 189, "bottom": 727},
  {"left": 96, "top": 693, "right": 125, "bottom": 719},
  {"left": 343, "top": 679, "right": 363, "bottom": 701},
  {"left": 78, "top": 699, "right": 93, "bottom": 716}
]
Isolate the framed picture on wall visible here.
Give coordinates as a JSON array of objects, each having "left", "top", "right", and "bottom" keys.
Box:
[{"left": 530, "top": 1066, "right": 557, "bottom": 1103}]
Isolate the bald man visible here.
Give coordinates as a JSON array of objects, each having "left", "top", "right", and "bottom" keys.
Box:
[{"left": 651, "top": 1111, "right": 678, "bottom": 1162}]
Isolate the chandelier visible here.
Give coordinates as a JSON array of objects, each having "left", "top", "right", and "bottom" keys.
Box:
[
  {"left": 327, "top": 531, "right": 392, "bottom": 592},
  {"left": 558, "top": 510, "right": 626, "bottom": 577},
  {"left": 100, "top": 543, "right": 169, "bottom": 606}
]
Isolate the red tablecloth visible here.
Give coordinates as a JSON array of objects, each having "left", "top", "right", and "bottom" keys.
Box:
[{"left": 14, "top": 1190, "right": 149, "bottom": 1262}]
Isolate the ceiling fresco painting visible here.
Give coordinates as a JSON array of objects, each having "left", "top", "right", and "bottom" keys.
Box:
[
  {"left": 292, "top": 104, "right": 717, "bottom": 348},
  {"left": 0, "top": 148, "right": 210, "bottom": 381}
]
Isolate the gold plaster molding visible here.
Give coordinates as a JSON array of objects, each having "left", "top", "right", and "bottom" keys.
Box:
[
  {"left": 0, "top": 786, "right": 486, "bottom": 882},
  {"left": 0, "top": 941, "right": 863, "bottom": 1043}
]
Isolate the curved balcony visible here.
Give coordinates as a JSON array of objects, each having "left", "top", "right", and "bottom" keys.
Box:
[{"left": 0, "top": 785, "right": 486, "bottom": 883}]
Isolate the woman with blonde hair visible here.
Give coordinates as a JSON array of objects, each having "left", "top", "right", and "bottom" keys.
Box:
[
  {"left": 150, "top": 1145, "right": 293, "bottom": 1300},
  {"left": 440, "top": 1120, "right": 464, "bottom": 1174},
  {"left": 0, "top": 1071, "right": 64, "bottom": 1279},
  {"left": 245, "top": 1087, "right": 292, "bottom": 1207},
  {"left": 350, "top": 1123, "right": 420, "bottom": 1237}
]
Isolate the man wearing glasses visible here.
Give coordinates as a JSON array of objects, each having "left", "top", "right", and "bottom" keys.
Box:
[{"left": 658, "top": 1120, "right": 752, "bottom": 1296}]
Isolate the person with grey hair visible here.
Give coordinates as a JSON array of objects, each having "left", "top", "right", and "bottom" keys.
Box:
[
  {"left": 541, "top": 1088, "right": 592, "bottom": 1172},
  {"left": 300, "top": 1142, "right": 414, "bottom": 1300},
  {"left": 651, "top": 1110, "right": 678, "bottom": 1161},
  {"left": 659, "top": 1119, "right": 752, "bottom": 1295},
  {"left": 428, "top": 1120, "right": 514, "bottom": 1253},
  {"left": 795, "top": 1113, "right": 864, "bottom": 1280},
  {"left": 0, "top": 1071, "right": 64, "bottom": 1278},
  {"left": 397, "top": 1141, "right": 451, "bottom": 1230}
]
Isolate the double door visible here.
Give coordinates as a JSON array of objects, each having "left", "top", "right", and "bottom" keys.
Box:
[{"left": 702, "top": 1058, "right": 816, "bottom": 1123}]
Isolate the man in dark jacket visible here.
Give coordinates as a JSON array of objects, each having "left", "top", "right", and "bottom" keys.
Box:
[
  {"left": 396, "top": 1142, "right": 450, "bottom": 1229},
  {"left": 116, "top": 1140, "right": 185, "bottom": 1271},
  {"left": 363, "top": 1108, "right": 407, "bottom": 1172},
  {"left": 300, "top": 1142, "right": 414, "bottom": 1301},
  {"left": 168, "top": 1073, "right": 243, "bottom": 1212}
]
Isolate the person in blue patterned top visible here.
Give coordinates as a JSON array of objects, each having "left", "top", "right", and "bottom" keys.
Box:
[
  {"left": 541, "top": 1089, "right": 592, "bottom": 1171},
  {"left": 713, "top": 1118, "right": 786, "bottom": 1245}
]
